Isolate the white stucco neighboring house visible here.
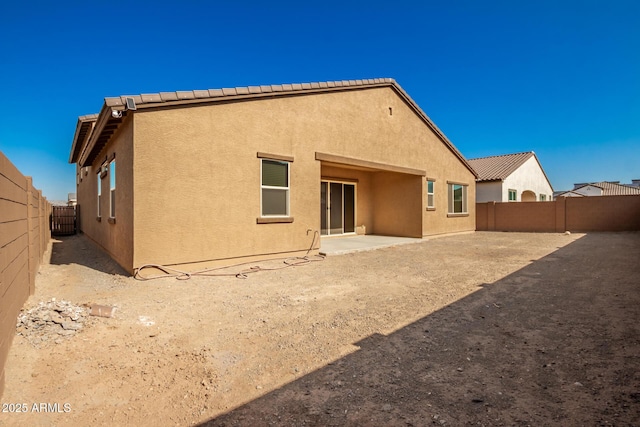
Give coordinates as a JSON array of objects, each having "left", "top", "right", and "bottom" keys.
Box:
[
  {"left": 468, "top": 152, "right": 554, "bottom": 202},
  {"left": 555, "top": 181, "right": 640, "bottom": 197}
]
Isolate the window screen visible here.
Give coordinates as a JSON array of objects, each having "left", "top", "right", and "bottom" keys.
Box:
[{"left": 261, "top": 159, "right": 289, "bottom": 216}]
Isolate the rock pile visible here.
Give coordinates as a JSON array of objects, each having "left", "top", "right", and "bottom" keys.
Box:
[{"left": 16, "top": 298, "right": 90, "bottom": 346}]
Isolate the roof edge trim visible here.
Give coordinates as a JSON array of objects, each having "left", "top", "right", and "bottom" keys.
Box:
[{"left": 70, "top": 78, "right": 476, "bottom": 179}]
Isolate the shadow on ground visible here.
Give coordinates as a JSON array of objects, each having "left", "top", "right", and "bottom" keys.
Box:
[
  {"left": 49, "top": 234, "right": 128, "bottom": 276},
  {"left": 201, "top": 233, "right": 640, "bottom": 426}
]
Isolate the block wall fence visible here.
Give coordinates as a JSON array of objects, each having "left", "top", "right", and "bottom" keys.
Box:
[
  {"left": 0, "top": 151, "right": 51, "bottom": 399},
  {"left": 477, "top": 195, "right": 640, "bottom": 232}
]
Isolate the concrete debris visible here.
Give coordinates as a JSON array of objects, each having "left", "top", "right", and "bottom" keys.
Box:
[
  {"left": 90, "top": 304, "right": 116, "bottom": 318},
  {"left": 16, "top": 299, "right": 90, "bottom": 347}
]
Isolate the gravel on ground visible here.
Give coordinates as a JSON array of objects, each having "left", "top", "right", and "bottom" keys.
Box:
[{"left": 1, "top": 231, "right": 639, "bottom": 426}]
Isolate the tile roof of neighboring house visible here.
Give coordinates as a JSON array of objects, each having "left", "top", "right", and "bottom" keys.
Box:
[
  {"left": 467, "top": 152, "right": 537, "bottom": 182},
  {"left": 573, "top": 181, "right": 640, "bottom": 196},
  {"left": 554, "top": 190, "right": 585, "bottom": 197},
  {"left": 69, "top": 78, "right": 477, "bottom": 177}
]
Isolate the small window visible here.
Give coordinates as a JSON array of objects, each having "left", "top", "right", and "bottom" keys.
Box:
[
  {"left": 109, "top": 160, "right": 116, "bottom": 218},
  {"left": 540, "top": 194, "right": 546, "bottom": 201},
  {"left": 427, "top": 180, "right": 435, "bottom": 208},
  {"left": 448, "top": 183, "right": 468, "bottom": 214},
  {"left": 508, "top": 189, "right": 517, "bottom": 201},
  {"left": 261, "top": 159, "right": 289, "bottom": 216},
  {"left": 97, "top": 172, "right": 102, "bottom": 217}
]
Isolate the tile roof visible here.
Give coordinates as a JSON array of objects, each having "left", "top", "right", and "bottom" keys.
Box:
[
  {"left": 554, "top": 190, "right": 585, "bottom": 197},
  {"left": 69, "top": 78, "right": 477, "bottom": 178},
  {"left": 467, "top": 152, "right": 536, "bottom": 181},
  {"left": 574, "top": 181, "right": 640, "bottom": 196},
  {"left": 103, "top": 78, "right": 397, "bottom": 108}
]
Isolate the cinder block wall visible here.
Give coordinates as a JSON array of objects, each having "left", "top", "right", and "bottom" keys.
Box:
[
  {"left": 0, "top": 151, "right": 51, "bottom": 399},
  {"left": 477, "top": 195, "right": 640, "bottom": 232},
  {"left": 494, "top": 201, "right": 557, "bottom": 232},
  {"left": 566, "top": 196, "right": 640, "bottom": 231}
]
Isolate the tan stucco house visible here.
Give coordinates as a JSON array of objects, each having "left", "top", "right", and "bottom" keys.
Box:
[{"left": 69, "top": 78, "right": 477, "bottom": 274}]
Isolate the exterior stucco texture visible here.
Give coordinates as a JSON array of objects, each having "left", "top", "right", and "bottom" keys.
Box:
[
  {"left": 76, "top": 85, "right": 475, "bottom": 273},
  {"left": 75, "top": 118, "right": 134, "bottom": 271}
]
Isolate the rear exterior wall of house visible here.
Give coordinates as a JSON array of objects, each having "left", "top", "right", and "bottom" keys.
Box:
[{"left": 78, "top": 86, "right": 475, "bottom": 272}]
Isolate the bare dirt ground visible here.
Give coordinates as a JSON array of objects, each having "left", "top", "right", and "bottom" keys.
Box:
[{"left": 1, "top": 231, "right": 639, "bottom": 426}]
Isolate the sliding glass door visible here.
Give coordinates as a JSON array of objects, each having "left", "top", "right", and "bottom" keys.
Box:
[{"left": 321, "top": 181, "right": 355, "bottom": 235}]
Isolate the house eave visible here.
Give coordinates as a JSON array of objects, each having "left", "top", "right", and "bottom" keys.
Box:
[
  {"left": 71, "top": 78, "right": 478, "bottom": 178},
  {"left": 68, "top": 114, "right": 98, "bottom": 164},
  {"left": 476, "top": 178, "right": 504, "bottom": 183},
  {"left": 77, "top": 104, "right": 127, "bottom": 167}
]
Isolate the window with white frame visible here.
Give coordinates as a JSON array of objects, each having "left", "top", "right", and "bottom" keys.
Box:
[
  {"left": 109, "top": 160, "right": 116, "bottom": 218},
  {"left": 448, "top": 183, "right": 468, "bottom": 214},
  {"left": 97, "top": 171, "right": 101, "bottom": 217},
  {"left": 427, "top": 179, "right": 435, "bottom": 208},
  {"left": 261, "top": 159, "right": 289, "bottom": 216},
  {"left": 508, "top": 189, "right": 517, "bottom": 201}
]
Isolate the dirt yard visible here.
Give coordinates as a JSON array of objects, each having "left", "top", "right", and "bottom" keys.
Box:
[{"left": 1, "top": 231, "right": 639, "bottom": 426}]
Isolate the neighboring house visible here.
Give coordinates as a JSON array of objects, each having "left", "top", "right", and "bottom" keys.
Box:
[
  {"left": 67, "top": 193, "right": 77, "bottom": 206},
  {"left": 552, "top": 190, "right": 584, "bottom": 198},
  {"left": 555, "top": 181, "right": 640, "bottom": 197},
  {"left": 468, "top": 152, "right": 554, "bottom": 202},
  {"left": 69, "top": 78, "right": 477, "bottom": 274}
]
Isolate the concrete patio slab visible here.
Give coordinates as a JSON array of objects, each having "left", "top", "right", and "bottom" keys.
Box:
[{"left": 319, "top": 235, "right": 424, "bottom": 255}]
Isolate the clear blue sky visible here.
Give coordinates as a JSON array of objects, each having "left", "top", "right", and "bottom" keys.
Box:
[{"left": 1, "top": 0, "right": 638, "bottom": 201}]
